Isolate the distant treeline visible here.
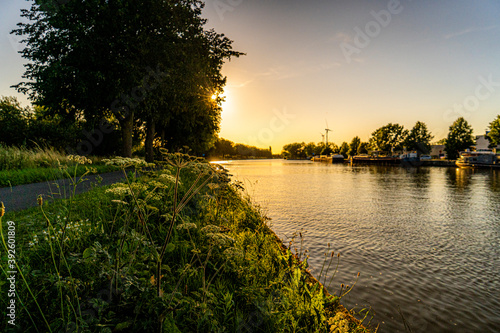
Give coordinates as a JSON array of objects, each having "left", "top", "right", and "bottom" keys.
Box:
[
  {"left": 283, "top": 117, "right": 500, "bottom": 160},
  {"left": 208, "top": 138, "right": 273, "bottom": 159}
]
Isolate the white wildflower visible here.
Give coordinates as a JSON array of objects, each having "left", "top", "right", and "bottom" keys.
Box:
[
  {"left": 201, "top": 225, "right": 221, "bottom": 234},
  {"left": 176, "top": 223, "right": 198, "bottom": 231}
]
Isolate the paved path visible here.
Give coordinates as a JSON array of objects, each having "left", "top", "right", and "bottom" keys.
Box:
[{"left": 0, "top": 171, "right": 127, "bottom": 212}]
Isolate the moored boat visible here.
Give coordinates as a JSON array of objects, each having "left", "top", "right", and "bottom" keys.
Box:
[
  {"left": 351, "top": 154, "right": 399, "bottom": 165},
  {"left": 456, "top": 150, "right": 500, "bottom": 168},
  {"left": 331, "top": 154, "right": 345, "bottom": 163},
  {"left": 311, "top": 154, "right": 346, "bottom": 163}
]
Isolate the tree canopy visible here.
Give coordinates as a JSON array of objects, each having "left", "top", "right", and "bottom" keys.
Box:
[
  {"left": 0, "top": 96, "right": 31, "bottom": 146},
  {"left": 369, "top": 123, "right": 407, "bottom": 153},
  {"left": 487, "top": 115, "right": 500, "bottom": 148},
  {"left": 12, "top": 0, "right": 242, "bottom": 158},
  {"left": 282, "top": 142, "right": 306, "bottom": 159},
  {"left": 357, "top": 142, "right": 369, "bottom": 155},
  {"left": 339, "top": 141, "right": 349, "bottom": 158},
  {"left": 403, "top": 121, "right": 433, "bottom": 155},
  {"left": 347, "top": 136, "right": 361, "bottom": 157},
  {"left": 445, "top": 117, "right": 475, "bottom": 160}
]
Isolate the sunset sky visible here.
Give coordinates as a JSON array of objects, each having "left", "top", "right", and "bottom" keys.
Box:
[{"left": 2, "top": 0, "right": 500, "bottom": 152}]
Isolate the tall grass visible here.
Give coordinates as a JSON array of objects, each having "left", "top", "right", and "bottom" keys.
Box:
[
  {"left": 0, "top": 145, "right": 71, "bottom": 171},
  {"left": 0, "top": 153, "right": 372, "bottom": 332}
]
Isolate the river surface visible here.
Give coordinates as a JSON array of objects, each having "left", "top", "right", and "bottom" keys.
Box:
[{"left": 219, "top": 159, "right": 500, "bottom": 333}]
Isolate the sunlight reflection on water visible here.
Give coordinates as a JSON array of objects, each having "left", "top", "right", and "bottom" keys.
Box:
[{"left": 223, "top": 159, "right": 500, "bottom": 333}]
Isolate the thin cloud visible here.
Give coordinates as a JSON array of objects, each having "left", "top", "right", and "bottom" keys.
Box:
[
  {"left": 255, "top": 62, "right": 341, "bottom": 81},
  {"left": 444, "top": 25, "right": 497, "bottom": 39},
  {"left": 228, "top": 80, "right": 253, "bottom": 88}
]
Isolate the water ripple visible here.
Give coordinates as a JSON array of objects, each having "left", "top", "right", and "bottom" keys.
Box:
[{"left": 226, "top": 160, "right": 500, "bottom": 332}]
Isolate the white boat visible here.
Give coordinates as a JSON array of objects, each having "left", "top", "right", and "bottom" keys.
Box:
[{"left": 456, "top": 150, "right": 499, "bottom": 168}]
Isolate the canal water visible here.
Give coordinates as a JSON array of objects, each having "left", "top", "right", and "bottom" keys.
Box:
[{"left": 220, "top": 159, "right": 500, "bottom": 333}]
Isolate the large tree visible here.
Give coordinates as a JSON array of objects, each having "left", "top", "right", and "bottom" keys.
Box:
[
  {"left": 339, "top": 141, "right": 349, "bottom": 158},
  {"left": 357, "top": 142, "right": 369, "bottom": 155},
  {"left": 347, "top": 136, "right": 361, "bottom": 157},
  {"left": 404, "top": 121, "right": 434, "bottom": 155},
  {"left": 487, "top": 115, "right": 500, "bottom": 148},
  {"left": 12, "top": 0, "right": 240, "bottom": 158},
  {"left": 282, "top": 142, "right": 305, "bottom": 159},
  {"left": 369, "top": 123, "right": 407, "bottom": 153},
  {"left": 445, "top": 117, "right": 475, "bottom": 160},
  {"left": 0, "top": 96, "right": 31, "bottom": 146}
]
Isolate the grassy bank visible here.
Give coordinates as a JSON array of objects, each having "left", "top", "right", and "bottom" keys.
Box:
[
  {"left": 0, "top": 164, "right": 120, "bottom": 188},
  {"left": 0, "top": 146, "right": 77, "bottom": 170},
  {"left": 1, "top": 153, "right": 370, "bottom": 332},
  {"left": 0, "top": 146, "right": 120, "bottom": 187}
]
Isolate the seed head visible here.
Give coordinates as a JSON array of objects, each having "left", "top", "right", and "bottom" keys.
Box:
[
  {"left": 0, "top": 202, "right": 4, "bottom": 217},
  {"left": 37, "top": 195, "right": 43, "bottom": 206}
]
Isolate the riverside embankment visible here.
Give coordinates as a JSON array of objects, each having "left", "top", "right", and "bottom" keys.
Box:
[
  {"left": 1, "top": 156, "right": 370, "bottom": 332},
  {"left": 224, "top": 159, "right": 500, "bottom": 333}
]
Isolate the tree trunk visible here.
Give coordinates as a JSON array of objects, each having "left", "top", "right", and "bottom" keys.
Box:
[
  {"left": 160, "top": 129, "right": 166, "bottom": 147},
  {"left": 145, "top": 118, "right": 156, "bottom": 163},
  {"left": 120, "top": 111, "right": 134, "bottom": 157}
]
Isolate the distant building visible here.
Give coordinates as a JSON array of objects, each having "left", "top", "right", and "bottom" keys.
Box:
[
  {"left": 430, "top": 145, "right": 446, "bottom": 158},
  {"left": 474, "top": 134, "right": 500, "bottom": 151}
]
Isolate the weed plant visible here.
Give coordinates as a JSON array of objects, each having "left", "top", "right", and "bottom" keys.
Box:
[{"left": 0, "top": 151, "right": 372, "bottom": 332}]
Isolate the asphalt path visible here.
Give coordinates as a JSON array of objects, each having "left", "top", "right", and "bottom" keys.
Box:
[{"left": 0, "top": 171, "right": 127, "bottom": 212}]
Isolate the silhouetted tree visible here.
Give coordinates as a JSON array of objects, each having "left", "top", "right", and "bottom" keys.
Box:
[
  {"left": 445, "top": 117, "right": 475, "bottom": 160},
  {"left": 404, "top": 121, "right": 433, "bottom": 155},
  {"left": 357, "top": 142, "right": 369, "bottom": 155},
  {"left": 347, "top": 136, "right": 361, "bottom": 156},
  {"left": 369, "top": 123, "right": 408, "bottom": 153},
  {"left": 339, "top": 142, "right": 349, "bottom": 158},
  {"left": 487, "top": 115, "right": 500, "bottom": 148},
  {"left": 282, "top": 142, "right": 306, "bottom": 159}
]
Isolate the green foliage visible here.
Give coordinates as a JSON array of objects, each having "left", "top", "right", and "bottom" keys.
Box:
[
  {"left": 282, "top": 142, "right": 340, "bottom": 158},
  {"left": 282, "top": 142, "right": 306, "bottom": 159},
  {"left": 404, "top": 121, "right": 433, "bottom": 155},
  {"left": 0, "top": 155, "right": 368, "bottom": 332},
  {"left": 211, "top": 137, "right": 236, "bottom": 157},
  {"left": 357, "top": 142, "right": 369, "bottom": 155},
  {"left": 0, "top": 96, "right": 31, "bottom": 146},
  {"left": 0, "top": 164, "right": 117, "bottom": 188},
  {"left": 435, "top": 138, "right": 447, "bottom": 145},
  {"left": 369, "top": 123, "right": 408, "bottom": 153},
  {"left": 0, "top": 145, "right": 68, "bottom": 171},
  {"left": 347, "top": 136, "right": 361, "bottom": 157},
  {"left": 206, "top": 138, "right": 272, "bottom": 159},
  {"left": 445, "top": 117, "right": 475, "bottom": 160},
  {"left": 339, "top": 142, "right": 349, "bottom": 158},
  {"left": 487, "top": 114, "right": 500, "bottom": 148},
  {"left": 304, "top": 142, "right": 321, "bottom": 157},
  {"left": 13, "top": 1, "right": 242, "bottom": 158}
]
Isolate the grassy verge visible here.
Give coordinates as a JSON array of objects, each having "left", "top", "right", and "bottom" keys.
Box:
[
  {"left": 0, "top": 145, "right": 80, "bottom": 171},
  {"left": 0, "top": 153, "right": 371, "bottom": 332},
  {"left": 0, "top": 164, "right": 119, "bottom": 188}
]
